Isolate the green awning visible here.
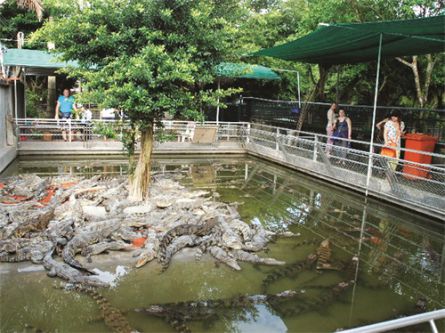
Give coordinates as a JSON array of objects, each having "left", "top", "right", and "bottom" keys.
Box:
[
  {"left": 3, "top": 48, "right": 79, "bottom": 69},
  {"left": 253, "top": 16, "right": 445, "bottom": 65},
  {"left": 215, "top": 62, "right": 280, "bottom": 80}
]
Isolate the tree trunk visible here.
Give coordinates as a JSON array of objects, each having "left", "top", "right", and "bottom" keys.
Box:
[
  {"left": 129, "top": 123, "right": 154, "bottom": 201},
  {"left": 295, "top": 64, "right": 330, "bottom": 132},
  {"left": 396, "top": 55, "right": 437, "bottom": 108}
]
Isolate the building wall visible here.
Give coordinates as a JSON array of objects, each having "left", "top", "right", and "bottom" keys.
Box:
[{"left": 0, "top": 82, "right": 17, "bottom": 173}]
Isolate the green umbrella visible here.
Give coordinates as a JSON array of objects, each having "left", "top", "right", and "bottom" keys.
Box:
[{"left": 214, "top": 62, "right": 280, "bottom": 123}]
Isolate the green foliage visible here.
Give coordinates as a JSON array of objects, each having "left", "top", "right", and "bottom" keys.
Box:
[
  {"left": 92, "top": 121, "right": 117, "bottom": 139},
  {"left": 33, "top": 0, "right": 242, "bottom": 130},
  {"left": 0, "top": 0, "right": 44, "bottom": 48}
]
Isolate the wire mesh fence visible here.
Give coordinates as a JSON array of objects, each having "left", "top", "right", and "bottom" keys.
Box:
[
  {"left": 246, "top": 123, "right": 445, "bottom": 217},
  {"left": 240, "top": 97, "right": 445, "bottom": 147}
]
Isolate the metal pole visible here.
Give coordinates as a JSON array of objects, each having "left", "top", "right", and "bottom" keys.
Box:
[
  {"left": 365, "top": 33, "right": 383, "bottom": 196},
  {"left": 14, "top": 79, "right": 18, "bottom": 124},
  {"left": 23, "top": 69, "right": 27, "bottom": 118},
  {"left": 216, "top": 79, "right": 220, "bottom": 125},
  {"left": 297, "top": 71, "right": 301, "bottom": 109}
]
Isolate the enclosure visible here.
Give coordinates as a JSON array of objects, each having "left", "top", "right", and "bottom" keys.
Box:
[{"left": 1, "top": 154, "right": 444, "bottom": 333}]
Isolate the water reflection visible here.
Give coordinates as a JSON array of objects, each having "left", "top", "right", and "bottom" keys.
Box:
[{"left": 1, "top": 155, "right": 443, "bottom": 333}]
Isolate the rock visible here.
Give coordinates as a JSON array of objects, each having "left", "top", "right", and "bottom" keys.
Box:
[
  {"left": 123, "top": 204, "right": 153, "bottom": 215},
  {"left": 82, "top": 205, "right": 107, "bottom": 219}
]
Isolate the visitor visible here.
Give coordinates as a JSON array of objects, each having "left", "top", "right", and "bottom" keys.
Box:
[
  {"left": 101, "top": 108, "right": 116, "bottom": 121},
  {"left": 383, "top": 110, "right": 404, "bottom": 171},
  {"left": 55, "top": 88, "right": 77, "bottom": 141},
  {"left": 80, "top": 106, "right": 93, "bottom": 141},
  {"left": 325, "top": 102, "right": 337, "bottom": 155},
  {"left": 333, "top": 108, "right": 352, "bottom": 163}
]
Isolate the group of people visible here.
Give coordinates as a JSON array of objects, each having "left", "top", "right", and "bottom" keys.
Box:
[
  {"left": 54, "top": 88, "right": 92, "bottom": 141},
  {"left": 325, "top": 103, "right": 352, "bottom": 160},
  {"left": 325, "top": 102, "right": 405, "bottom": 170}
]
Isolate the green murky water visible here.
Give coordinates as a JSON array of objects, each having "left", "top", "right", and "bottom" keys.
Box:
[{"left": 1, "top": 155, "right": 444, "bottom": 333}]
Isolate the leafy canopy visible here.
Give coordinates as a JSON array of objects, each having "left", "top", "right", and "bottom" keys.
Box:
[{"left": 33, "top": 0, "right": 242, "bottom": 125}]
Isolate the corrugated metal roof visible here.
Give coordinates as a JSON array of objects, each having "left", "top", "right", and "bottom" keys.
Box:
[{"left": 3, "top": 48, "right": 79, "bottom": 68}]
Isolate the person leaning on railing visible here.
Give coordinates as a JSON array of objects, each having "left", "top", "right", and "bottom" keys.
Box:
[
  {"left": 55, "top": 88, "right": 77, "bottom": 142},
  {"left": 382, "top": 110, "right": 405, "bottom": 171},
  {"left": 333, "top": 108, "right": 352, "bottom": 163}
]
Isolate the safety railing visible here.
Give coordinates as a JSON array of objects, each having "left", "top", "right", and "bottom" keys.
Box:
[
  {"left": 13, "top": 119, "right": 444, "bottom": 217},
  {"left": 245, "top": 123, "right": 445, "bottom": 218},
  {"left": 14, "top": 119, "right": 249, "bottom": 144},
  {"left": 339, "top": 309, "right": 445, "bottom": 333}
]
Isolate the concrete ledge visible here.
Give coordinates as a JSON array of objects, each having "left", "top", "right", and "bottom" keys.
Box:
[{"left": 0, "top": 146, "right": 17, "bottom": 173}]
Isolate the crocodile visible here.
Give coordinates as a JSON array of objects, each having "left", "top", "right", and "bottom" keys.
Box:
[
  {"left": 271, "top": 281, "right": 352, "bottom": 318},
  {"left": 72, "top": 284, "right": 136, "bottom": 333},
  {"left": 208, "top": 245, "right": 241, "bottom": 270},
  {"left": 45, "top": 216, "right": 74, "bottom": 237},
  {"left": 62, "top": 219, "right": 121, "bottom": 273},
  {"left": 0, "top": 240, "right": 53, "bottom": 263},
  {"left": 43, "top": 249, "right": 109, "bottom": 287},
  {"left": 159, "top": 235, "right": 201, "bottom": 271},
  {"left": 81, "top": 240, "right": 133, "bottom": 263},
  {"left": 316, "top": 239, "right": 332, "bottom": 270},
  {"left": 158, "top": 217, "right": 219, "bottom": 262},
  {"left": 134, "top": 290, "right": 298, "bottom": 333},
  {"left": 0, "top": 238, "right": 35, "bottom": 252},
  {"left": 228, "top": 219, "right": 253, "bottom": 242},
  {"left": 1, "top": 204, "right": 55, "bottom": 239},
  {"left": 241, "top": 223, "right": 275, "bottom": 252},
  {"left": 261, "top": 253, "right": 318, "bottom": 293},
  {"left": 230, "top": 249, "right": 285, "bottom": 266},
  {"left": 135, "top": 231, "right": 160, "bottom": 268}
]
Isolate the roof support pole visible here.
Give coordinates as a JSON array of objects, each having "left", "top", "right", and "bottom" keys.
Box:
[
  {"left": 216, "top": 79, "right": 220, "bottom": 125},
  {"left": 23, "top": 69, "right": 27, "bottom": 118},
  {"left": 14, "top": 79, "right": 18, "bottom": 125},
  {"left": 365, "top": 33, "right": 383, "bottom": 196},
  {"left": 297, "top": 71, "right": 301, "bottom": 109}
]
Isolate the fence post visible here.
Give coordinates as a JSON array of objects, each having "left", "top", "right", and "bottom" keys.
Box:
[
  {"left": 245, "top": 123, "right": 250, "bottom": 144},
  {"left": 313, "top": 135, "right": 318, "bottom": 161},
  {"left": 275, "top": 128, "right": 279, "bottom": 151},
  {"left": 68, "top": 119, "right": 72, "bottom": 142}
]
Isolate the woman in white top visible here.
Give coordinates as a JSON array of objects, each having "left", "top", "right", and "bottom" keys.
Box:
[
  {"left": 325, "top": 102, "right": 337, "bottom": 154},
  {"left": 383, "top": 110, "right": 405, "bottom": 170}
]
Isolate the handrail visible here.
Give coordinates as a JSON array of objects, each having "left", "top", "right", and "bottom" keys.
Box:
[
  {"left": 339, "top": 309, "right": 445, "bottom": 333},
  {"left": 250, "top": 123, "right": 445, "bottom": 160}
]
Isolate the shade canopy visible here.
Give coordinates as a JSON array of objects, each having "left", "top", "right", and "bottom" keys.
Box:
[
  {"left": 215, "top": 62, "right": 280, "bottom": 80},
  {"left": 253, "top": 16, "right": 445, "bottom": 65},
  {"left": 3, "top": 48, "right": 79, "bottom": 75}
]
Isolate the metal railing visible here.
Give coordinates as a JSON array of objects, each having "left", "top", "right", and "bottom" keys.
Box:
[
  {"left": 339, "top": 309, "right": 445, "bottom": 333},
  {"left": 244, "top": 123, "right": 445, "bottom": 218},
  {"left": 14, "top": 119, "right": 445, "bottom": 218},
  {"left": 14, "top": 119, "right": 249, "bottom": 144}
]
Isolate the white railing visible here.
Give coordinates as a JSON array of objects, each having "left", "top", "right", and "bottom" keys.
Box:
[
  {"left": 14, "top": 119, "right": 445, "bottom": 218},
  {"left": 14, "top": 119, "right": 249, "bottom": 144},
  {"left": 339, "top": 309, "right": 445, "bottom": 333}
]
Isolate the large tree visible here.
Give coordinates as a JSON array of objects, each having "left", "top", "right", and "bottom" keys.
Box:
[{"left": 34, "top": 0, "right": 241, "bottom": 200}]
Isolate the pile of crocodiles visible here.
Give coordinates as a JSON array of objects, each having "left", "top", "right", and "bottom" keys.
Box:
[
  {"left": 0, "top": 174, "right": 297, "bottom": 286},
  {"left": 1, "top": 174, "right": 358, "bottom": 333}
]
